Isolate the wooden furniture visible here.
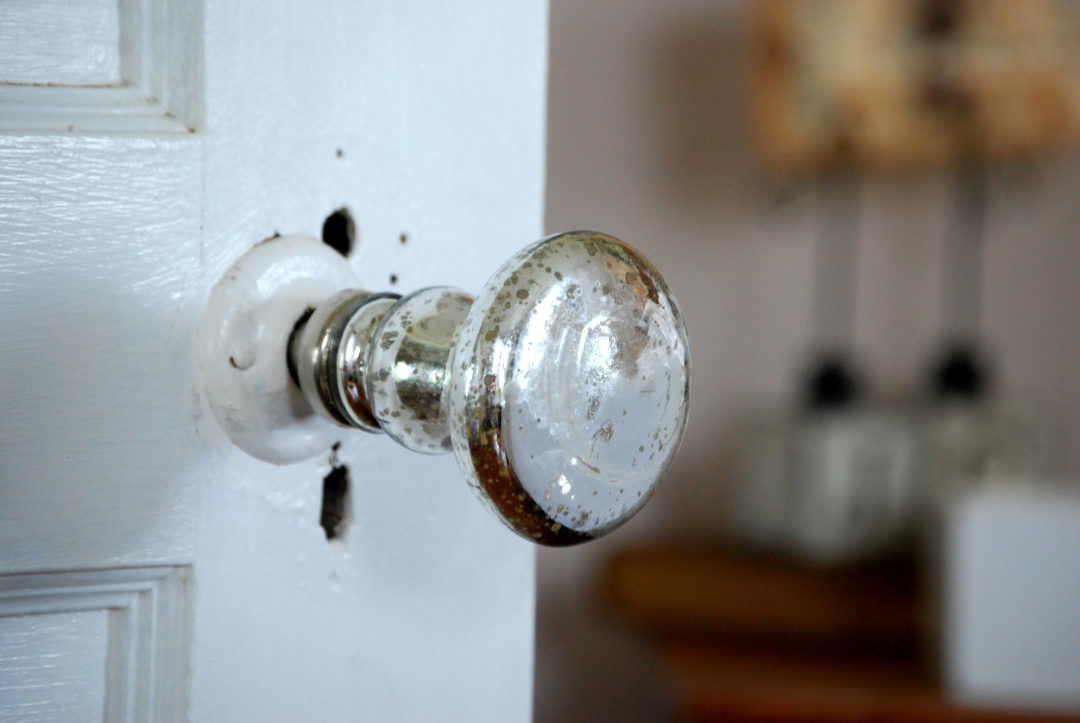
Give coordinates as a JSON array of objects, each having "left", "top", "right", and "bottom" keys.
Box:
[{"left": 602, "top": 545, "right": 1080, "bottom": 722}]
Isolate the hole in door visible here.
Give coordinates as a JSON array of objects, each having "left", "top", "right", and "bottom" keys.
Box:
[
  {"left": 320, "top": 464, "right": 351, "bottom": 540},
  {"left": 322, "top": 208, "right": 355, "bottom": 257}
]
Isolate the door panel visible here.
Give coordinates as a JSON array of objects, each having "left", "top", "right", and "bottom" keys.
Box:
[
  {"left": 0, "top": 0, "right": 202, "bottom": 134},
  {"left": 1, "top": 1, "right": 546, "bottom": 720},
  {"left": 0, "top": 611, "right": 109, "bottom": 720},
  {"left": 0, "top": 135, "right": 202, "bottom": 573},
  {"left": 0, "top": 567, "right": 191, "bottom": 721},
  {"left": 0, "top": 0, "right": 120, "bottom": 86}
]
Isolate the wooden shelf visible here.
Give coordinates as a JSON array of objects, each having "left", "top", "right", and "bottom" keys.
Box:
[{"left": 602, "top": 545, "right": 1080, "bottom": 722}]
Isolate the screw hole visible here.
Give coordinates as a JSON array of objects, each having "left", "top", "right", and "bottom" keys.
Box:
[
  {"left": 320, "top": 464, "right": 351, "bottom": 541},
  {"left": 399, "top": 232, "right": 408, "bottom": 245},
  {"left": 335, "top": 148, "right": 344, "bottom": 159},
  {"left": 389, "top": 273, "right": 398, "bottom": 285},
  {"left": 322, "top": 208, "right": 355, "bottom": 257}
]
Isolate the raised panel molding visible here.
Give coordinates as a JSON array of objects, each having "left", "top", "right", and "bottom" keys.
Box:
[
  {"left": 0, "top": 0, "right": 204, "bottom": 134},
  {"left": 0, "top": 566, "right": 192, "bottom": 722}
]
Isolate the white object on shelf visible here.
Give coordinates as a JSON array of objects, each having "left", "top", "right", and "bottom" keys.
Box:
[{"left": 935, "top": 484, "right": 1080, "bottom": 713}]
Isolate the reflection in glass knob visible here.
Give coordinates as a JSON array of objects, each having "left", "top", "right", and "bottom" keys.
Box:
[{"left": 288, "top": 231, "right": 691, "bottom": 545}]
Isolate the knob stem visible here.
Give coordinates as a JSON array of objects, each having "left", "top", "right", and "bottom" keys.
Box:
[
  {"left": 362, "top": 287, "right": 475, "bottom": 453},
  {"left": 289, "top": 286, "right": 475, "bottom": 453}
]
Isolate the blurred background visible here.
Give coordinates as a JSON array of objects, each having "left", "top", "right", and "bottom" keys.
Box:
[{"left": 536, "top": 1, "right": 1080, "bottom": 721}]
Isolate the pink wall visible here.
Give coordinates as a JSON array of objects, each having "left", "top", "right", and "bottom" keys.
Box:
[{"left": 537, "top": 0, "right": 1080, "bottom": 718}]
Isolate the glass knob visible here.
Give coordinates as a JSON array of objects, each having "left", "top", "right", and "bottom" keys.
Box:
[{"left": 288, "top": 231, "right": 690, "bottom": 545}]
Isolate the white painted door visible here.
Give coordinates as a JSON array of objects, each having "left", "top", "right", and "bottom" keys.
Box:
[{"left": 0, "top": 1, "right": 546, "bottom": 720}]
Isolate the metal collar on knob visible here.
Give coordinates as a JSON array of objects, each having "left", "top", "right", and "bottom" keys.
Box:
[{"left": 288, "top": 290, "right": 400, "bottom": 433}]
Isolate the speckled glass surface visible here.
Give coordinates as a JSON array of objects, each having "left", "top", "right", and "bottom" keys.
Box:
[
  {"left": 365, "top": 287, "right": 474, "bottom": 453},
  {"left": 447, "top": 231, "right": 690, "bottom": 545}
]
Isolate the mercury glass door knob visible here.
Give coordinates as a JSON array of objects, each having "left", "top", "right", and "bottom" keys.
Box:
[{"left": 202, "top": 231, "right": 690, "bottom": 545}]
